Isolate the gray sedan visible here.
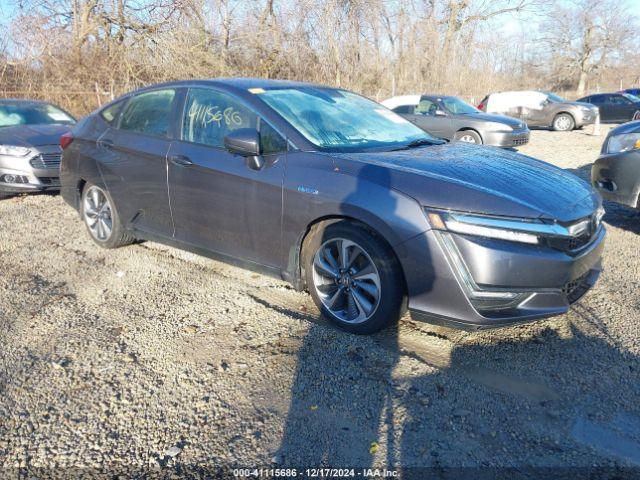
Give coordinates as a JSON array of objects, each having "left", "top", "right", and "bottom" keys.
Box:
[
  {"left": 382, "top": 95, "right": 530, "bottom": 147},
  {"left": 592, "top": 120, "right": 640, "bottom": 209},
  {"left": 60, "top": 79, "right": 604, "bottom": 334},
  {"left": 0, "top": 99, "right": 76, "bottom": 199}
]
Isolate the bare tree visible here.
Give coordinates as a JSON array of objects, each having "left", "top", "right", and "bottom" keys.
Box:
[{"left": 542, "top": 0, "right": 636, "bottom": 96}]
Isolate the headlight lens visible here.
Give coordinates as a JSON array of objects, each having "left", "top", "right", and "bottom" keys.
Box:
[
  {"left": 426, "top": 208, "right": 604, "bottom": 245},
  {"left": 0, "top": 145, "right": 31, "bottom": 157},
  {"left": 484, "top": 122, "right": 513, "bottom": 132},
  {"left": 607, "top": 132, "right": 640, "bottom": 154}
]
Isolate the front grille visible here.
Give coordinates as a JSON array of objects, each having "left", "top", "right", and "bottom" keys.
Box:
[
  {"left": 545, "top": 233, "right": 593, "bottom": 252},
  {"left": 512, "top": 138, "right": 528, "bottom": 146},
  {"left": 30, "top": 153, "right": 62, "bottom": 170},
  {"left": 562, "top": 272, "right": 592, "bottom": 304}
]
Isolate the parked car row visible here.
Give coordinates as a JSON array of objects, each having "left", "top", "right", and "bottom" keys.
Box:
[
  {"left": 1, "top": 80, "right": 638, "bottom": 335},
  {"left": 382, "top": 95, "right": 530, "bottom": 147}
]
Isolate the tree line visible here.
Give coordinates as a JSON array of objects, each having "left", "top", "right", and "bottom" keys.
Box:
[{"left": 1, "top": 0, "right": 638, "bottom": 115}]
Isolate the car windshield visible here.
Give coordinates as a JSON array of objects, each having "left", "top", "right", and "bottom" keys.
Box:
[
  {"left": 0, "top": 102, "right": 76, "bottom": 127},
  {"left": 257, "top": 87, "right": 434, "bottom": 151},
  {"left": 442, "top": 97, "right": 479, "bottom": 114},
  {"left": 622, "top": 93, "right": 640, "bottom": 103},
  {"left": 546, "top": 92, "right": 567, "bottom": 103}
]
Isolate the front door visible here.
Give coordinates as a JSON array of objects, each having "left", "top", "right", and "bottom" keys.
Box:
[
  {"left": 406, "top": 98, "right": 451, "bottom": 139},
  {"left": 167, "top": 87, "right": 287, "bottom": 268},
  {"left": 97, "top": 88, "right": 177, "bottom": 236}
]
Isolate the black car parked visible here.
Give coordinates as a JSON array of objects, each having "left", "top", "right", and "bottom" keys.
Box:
[
  {"left": 60, "top": 79, "right": 605, "bottom": 333},
  {"left": 592, "top": 120, "right": 640, "bottom": 209},
  {"left": 578, "top": 92, "right": 640, "bottom": 123}
]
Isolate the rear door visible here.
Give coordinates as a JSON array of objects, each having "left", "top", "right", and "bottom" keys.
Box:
[
  {"left": 96, "top": 88, "right": 178, "bottom": 236},
  {"left": 167, "top": 87, "right": 287, "bottom": 268}
]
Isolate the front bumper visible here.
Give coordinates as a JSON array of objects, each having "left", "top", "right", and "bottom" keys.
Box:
[
  {"left": 0, "top": 146, "right": 61, "bottom": 194},
  {"left": 396, "top": 225, "right": 605, "bottom": 330},
  {"left": 591, "top": 151, "right": 640, "bottom": 209},
  {"left": 483, "top": 129, "right": 530, "bottom": 148},
  {"left": 575, "top": 110, "right": 599, "bottom": 128}
]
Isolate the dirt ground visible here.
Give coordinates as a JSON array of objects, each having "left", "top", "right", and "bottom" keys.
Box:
[{"left": 1, "top": 125, "right": 639, "bottom": 478}]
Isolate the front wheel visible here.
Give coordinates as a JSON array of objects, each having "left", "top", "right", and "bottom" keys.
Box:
[
  {"left": 454, "top": 130, "right": 482, "bottom": 144},
  {"left": 553, "top": 113, "right": 575, "bottom": 131},
  {"left": 81, "top": 183, "right": 134, "bottom": 249},
  {"left": 303, "top": 221, "right": 405, "bottom": 334},
  {"left": 633, "top": 110, "right": 640, "bottom": 121}
]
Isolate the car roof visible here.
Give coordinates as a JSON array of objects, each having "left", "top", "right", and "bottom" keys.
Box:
[{"left": 133, "top": 77, "right": 330, "bottom": 94}]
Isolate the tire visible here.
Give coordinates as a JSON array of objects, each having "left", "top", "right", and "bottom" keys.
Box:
[
  {"left": 302, "top": 221, "right": 405, "bottom": 334},
  {"left": 633, "top": 111, "right": 640, "bottom": 121},
  {"left": 552, "top": 113, "right": 575, "bottom": 131},
  {"left": 81, "top": 182, "right": 135, "bottom": 249},
  {"left": 454, "top": 130, "right": 482, "bottom": 144}
]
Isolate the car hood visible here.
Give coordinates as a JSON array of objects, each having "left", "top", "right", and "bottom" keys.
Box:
[
  {"left": 0, "top": 124, "right": 71, "bottom": 147},
  {"left": 609, "top": 120, "right": 640, "bottom": 136},
  {"left": 461, "top": 112, "right": 525, "bottom": 128},
  {"left": 335, "top": 143, "right": 599, "bottom": 222}
]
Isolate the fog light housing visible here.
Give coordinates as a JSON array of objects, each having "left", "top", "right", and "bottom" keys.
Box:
[
  {"left": 436, "top": 230, "right": 533, "bottom": 313},
  {"left": 1, "top": 174, "right": 28, "bottom": 184}
]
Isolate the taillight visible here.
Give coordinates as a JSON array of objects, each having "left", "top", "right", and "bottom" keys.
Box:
[
  {"left": 60, "top": 132, "right": 74, "bottom": 150},
  {"left": 478, "top": 102, "right": 484, "bottom": 110}
]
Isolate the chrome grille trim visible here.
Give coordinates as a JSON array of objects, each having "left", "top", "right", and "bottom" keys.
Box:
[{"left": 29, "top": 153, "right": 62, "bottom": 170}]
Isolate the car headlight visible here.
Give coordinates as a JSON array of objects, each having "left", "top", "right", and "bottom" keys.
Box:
[
  {"left": 0, "top": 145, "right": 31, "bottom": 157},
  {"left": 484, "top": 122, "right": 513, "bottom": 132},
  {"left": 607, "top": 132, "right": 640, "bottom": 154},
  {"left": 425, "top": 209, "right": 603, "bottom": 245}
]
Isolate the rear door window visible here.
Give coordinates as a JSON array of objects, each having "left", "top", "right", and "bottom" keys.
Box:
[
  {"left": 119, "top": 89, "right": 176, "bottom": 137},
  {"left": 100, "top": 100, "right": 126, "bottom": 125}
]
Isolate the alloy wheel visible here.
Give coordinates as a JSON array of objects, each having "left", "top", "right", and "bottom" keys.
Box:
[
  {"left": 83, "top": 186, "right": 113, "bottom": 242},
  {"left": 458, "top": 134, "right": 477, "bottom": 143},
  {"left": 554, "top": 115, "right": 572, "bottom": 131},
  {"left": 312, "top": 238, "right": 381, "bottom": 324}
]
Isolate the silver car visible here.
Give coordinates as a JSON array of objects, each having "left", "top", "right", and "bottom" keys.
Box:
[
  {"left": 0, "top": 99, "right": 76, "bottom": 199},
  {"left": 383, "top": 95, "right": 530, "bottom": 147},
  {"left": 478, "top": 91, "right": 599, "bottom": 132}
]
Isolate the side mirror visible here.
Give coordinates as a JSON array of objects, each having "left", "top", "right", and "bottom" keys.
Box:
[
  {"left": 224, "top": 128, "right": 260, "bottom": 157},
  {"left": 434, "top": 109, "right": 447, "bottom": 117}
]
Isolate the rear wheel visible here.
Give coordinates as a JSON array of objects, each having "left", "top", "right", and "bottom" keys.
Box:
[
  {"left": 303, "top": 221, "right": 405, "bottom": 334},
  {"left": 553, "top": 113, "right": 575, "bottom": 131},
  {"left": 454, "top": 130, "right": 482, "bottom": 144},
  {"left": 81, "top": 183, "right": 134, "bottom": 249},
  {"left": 633, "top": 110, "right": 640, "bottom": 121}
]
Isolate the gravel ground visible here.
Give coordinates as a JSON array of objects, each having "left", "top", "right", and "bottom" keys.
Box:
[{"left": 1, "top": 125, "right": 640, "bottom": 478}]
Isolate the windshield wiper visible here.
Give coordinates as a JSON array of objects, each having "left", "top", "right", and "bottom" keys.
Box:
[{"left": 393, "top": 138, "right": 445, "bottom": 150}]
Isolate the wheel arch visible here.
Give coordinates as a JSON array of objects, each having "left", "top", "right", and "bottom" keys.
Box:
[
  {"left": 455, "top": 127, "right": 483, "bottom": 143},
  {"left": 286, "top": 214, "right": 408, "bottom": 294}
]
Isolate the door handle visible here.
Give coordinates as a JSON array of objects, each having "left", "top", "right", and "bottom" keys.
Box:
[
  {"left": 99, "top": 139, "right": 115, "bottom": 149},
  {"left": 170, "top": 155, "right": 193, "bottom": 167}
]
